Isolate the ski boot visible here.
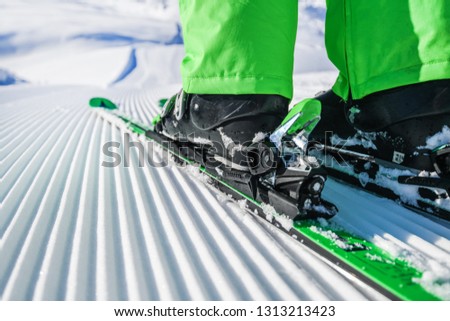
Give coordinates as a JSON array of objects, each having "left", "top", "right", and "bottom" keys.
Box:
[
  {"left": 154, "top": 90, "right": 289, "bottom": 170},
  {"left": 309, "top": 79, "right": 450, "bottom": 219},
  {"left": 311, "top": 79, "right": 450, "bottom": 174},
  {"left": 153, "top": 90, "right": 338, "bottom": 220}
]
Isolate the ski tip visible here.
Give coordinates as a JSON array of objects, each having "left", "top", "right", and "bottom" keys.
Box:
[
  {"left": 89, "top": 97, "right": 118, "bottom": 110},
  {"left": 158, "top": 98, "right": 168, "bottom": 108}
]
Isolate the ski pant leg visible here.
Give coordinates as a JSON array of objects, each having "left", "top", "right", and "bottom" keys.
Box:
[
  {"left": 178, "top": 0, "right": 298, "bottom": 100},
  {"left": 325, "top": 0, "right": 450, "bottom": 100}
]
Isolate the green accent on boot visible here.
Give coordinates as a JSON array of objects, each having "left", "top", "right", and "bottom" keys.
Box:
[
  {"left": 89, "top": 97, "right": 118, "bottom": 110},
  {"left": 281, "top": 98, "right": 322, "bottom": 136},
  {"left": 152, "top": 114, "right": 161, "bottom": 126}
]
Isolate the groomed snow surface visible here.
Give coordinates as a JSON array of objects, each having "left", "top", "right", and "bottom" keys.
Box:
[{"left": 1, "top": 0, "right": 449, "bottom": 301}]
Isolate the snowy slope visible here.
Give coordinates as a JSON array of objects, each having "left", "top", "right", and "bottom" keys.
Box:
[
  {"left": 1, "top": 0, "right": 449, "bottom": 301},
  {"left": 1, "top": 84, "right": 387, "bottom": 300}
]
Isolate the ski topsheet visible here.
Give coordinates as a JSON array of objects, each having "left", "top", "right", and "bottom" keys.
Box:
[{"left": 89, "top": 97, "right": 441, "bottom": 301}]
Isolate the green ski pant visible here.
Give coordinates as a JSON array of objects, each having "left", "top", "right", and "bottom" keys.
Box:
[{"left": 179, "top": 0, "right": 450, "bottom": 101}]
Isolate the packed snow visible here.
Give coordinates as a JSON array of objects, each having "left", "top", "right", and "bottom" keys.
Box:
[
  {"left": 1, "top": 0, "right": 449, "bottom": 301},
  {"left": 421, "top": 125, "right": 450, "bottom": 150}
]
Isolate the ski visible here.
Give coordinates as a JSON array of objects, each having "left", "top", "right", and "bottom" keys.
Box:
[{"left": 89, "top": 96, "right": 442, "bottom": 301}]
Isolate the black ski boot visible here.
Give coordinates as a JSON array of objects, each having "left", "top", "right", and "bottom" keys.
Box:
[
  {"left": 311, "top": 79, "right": 450, "bottom": 176},
  {"left": 309, "top": 79, "right": 450, "bottom": 220},
  {"left": 152, "top": 90, "right": 338, "bottom": 220},
  {"left": 155, "top": 90, "right": 289, "bottom": 170}
]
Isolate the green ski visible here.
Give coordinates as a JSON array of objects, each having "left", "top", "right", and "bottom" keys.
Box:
[{"left": 89, "top": 97, "right": 441, "bottom": 301}]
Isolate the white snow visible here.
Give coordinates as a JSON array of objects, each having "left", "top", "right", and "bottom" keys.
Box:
[
  {"left": 217, "top": 127, "right": 243, "bottom": 158},
  {"left": 421, "top": 125, "right": 450, "bottom": 150},
  {"left": 317, "top": 150, "right": 448, "bottom": 210},
  {"left": 1, "top": 0, "right": 449, "bottom": 301},
  {"left": 252, "top": 132, "right": 267, "bottom": 144},
  {"left": 309, "top": 226, "right": 352, "bottom": 250},
  {"left": 260, "top": 203, "right": 293, "bottom": 232},
  {"left": 0, "top": 68, "right": 26, "bottom": 85},
  {"left": 192, "top": 136, "right": 212, "bottom": 145},
  {"left": 330, "top": 132, "right": 378, "bottom": 150}
]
